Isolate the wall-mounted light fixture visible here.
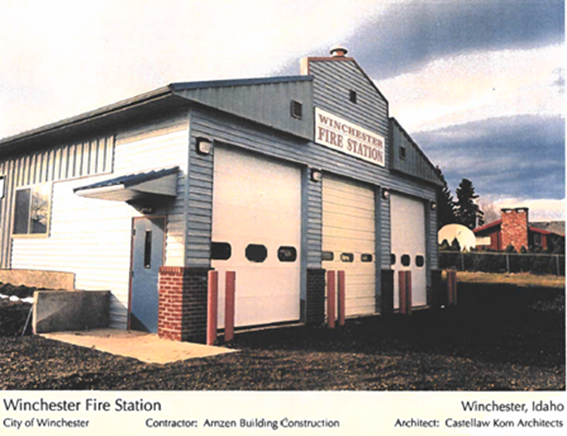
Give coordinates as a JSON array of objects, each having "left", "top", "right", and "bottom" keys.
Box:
[
  {"left": 310, "top": 168, "right": 322, "bottom": 182},
  {"left": 381, "top": 188, "right": 390, "bottom": 200},
  {"left": 196, "top": 137, "right": 213, "bottom": 155},
  {"left": 430, "top": 201, "right": 437, "bottom": 211}
]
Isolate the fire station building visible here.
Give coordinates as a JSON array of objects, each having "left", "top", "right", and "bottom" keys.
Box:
[{"left": 0, "top": 47, "right": 443, "bottom": 341}]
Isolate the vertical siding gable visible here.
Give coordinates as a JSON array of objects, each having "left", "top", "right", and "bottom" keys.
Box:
[
  {"left": 308, "top": 59, "right": 389, "bottom": 167},
  {"left": 176, "top": 80, "right": 314, "bottom": 141}
]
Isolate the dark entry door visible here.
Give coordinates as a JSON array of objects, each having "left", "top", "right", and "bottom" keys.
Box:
[{"left": 130, "top": 217, "right": 165, "bottom": 333}]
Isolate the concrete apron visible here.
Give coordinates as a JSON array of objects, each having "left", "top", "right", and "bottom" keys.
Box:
[{"left": 40, "top": 329, "right": 236, "bottom": 364}]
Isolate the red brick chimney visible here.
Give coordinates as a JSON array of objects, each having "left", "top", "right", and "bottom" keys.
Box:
[{"left": 500, "top": 207, "right": 529, "bottom": 251}]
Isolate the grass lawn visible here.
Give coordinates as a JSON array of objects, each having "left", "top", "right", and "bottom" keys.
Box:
[{"left": 456, "top": 271, "right": 565, "bottom": 289}]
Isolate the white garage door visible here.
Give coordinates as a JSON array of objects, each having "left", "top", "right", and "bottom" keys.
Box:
[
  {"left": 212, "top": 146, "right": 301, "bottom": 328},
  {"left": 322, "top": 175, "right": 376, "bottom": 317},
  {"left": 391, "top": 193, "right": 427, "bottom": 308}
]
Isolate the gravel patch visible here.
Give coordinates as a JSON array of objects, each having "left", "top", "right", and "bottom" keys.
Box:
[{"left": 0, "top": 282, "right": 564, "bottom": 391}]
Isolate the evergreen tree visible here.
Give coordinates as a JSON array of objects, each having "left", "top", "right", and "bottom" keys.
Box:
[
  {"left": 435, "top": 166, "right": 457, "bottom": 229},
  {"left": 455, "top": 178, "right": 485, "bottom": 229}
]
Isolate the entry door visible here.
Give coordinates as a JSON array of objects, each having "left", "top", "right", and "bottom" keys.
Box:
[
  {"left": 212, "top": 146, "right": 302, "bottom": 328},
  {"left": 391, "top": 194, "right": 427, "bottom": 308},
  {"left": 130, "top": 217, "right": 165, "bottom": 333}
]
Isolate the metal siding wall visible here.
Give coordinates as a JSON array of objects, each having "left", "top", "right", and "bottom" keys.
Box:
[
  {"left": 179, "top": 81, "right": 313, "bottom": 140},
  {"left": 10, "top": 114, "right": 189, "bottom": 328},
  {"left": 390, "top": 120, "right": 440, "bottom": 185},
  {"left": 0, "top": 135, "right": 115, "bottom": 268},
  {"left": 185, "top": 132, "right": 214, "bottom": 267},
  {"left": 381, "top": 196, "right": 391, "bottom": 269},
  {"left": 306, "top": 176, "right": 322, "bottom": 268}
]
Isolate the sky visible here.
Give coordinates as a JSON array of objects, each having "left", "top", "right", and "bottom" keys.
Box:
[{"left": 0, "top": 0, "right": 564, "bottom": 220}]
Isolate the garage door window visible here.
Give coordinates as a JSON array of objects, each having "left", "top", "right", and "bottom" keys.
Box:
[
  {"left": 278, "top": 246, "right": 297, "bottom": 262},
  {"left": 340, "top": 253, "right": 354, "bottom": 263},
  {"left": 415, "top": 255, "right": 425, "bottom": 267},
  {"left": 211, "top": 242, "right": 232, "bottom": 260},
  {"left": 361, "top": 253, "right": 373, "bottom": 262},
  {"left": 391, "top": 254, "right": 396, "bottom": 265},
  {"left": 322, "top": 251, "right": 334, "bottom": 261},
  {"left": 246, "top": 244, "right": 267, "bottom": 263},
  {"left": 13, "top": 184, "right": 51, "bottom": 236},
  {"left": 401, "top": 254, "right": 411, "bottom": 266}
]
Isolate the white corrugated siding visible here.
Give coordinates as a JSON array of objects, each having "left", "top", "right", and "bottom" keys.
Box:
[{"left": 11, "top": 114, "right": 189, "bottom": 328}]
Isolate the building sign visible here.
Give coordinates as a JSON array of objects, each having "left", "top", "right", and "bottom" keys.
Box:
[{"left": 315, "top": 108, "right": 385, "bottom": 167}]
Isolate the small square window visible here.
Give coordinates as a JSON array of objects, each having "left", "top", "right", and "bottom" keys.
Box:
[
  {"left": 290, "top": 100, "right": 302, "bottom": 119},
  {"left": 349, "top": 90, "right": 357, "bottom": 103},
  {"left": 400, "top": 146, "right": 407, "bottom": 160}
]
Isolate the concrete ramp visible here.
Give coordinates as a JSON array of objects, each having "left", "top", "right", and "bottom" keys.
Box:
[{"left": 40, "top": 329, "right": 236, "bottom": 364}]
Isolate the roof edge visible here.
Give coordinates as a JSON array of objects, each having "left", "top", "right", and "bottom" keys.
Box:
[
  {"left": 0, "top": 86, "right": 173, "bottom": 147},
  {"left": 170, "top": 75, "right": 313, "bottom": 92}
]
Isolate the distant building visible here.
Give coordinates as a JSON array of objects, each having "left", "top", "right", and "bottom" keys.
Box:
[{"left": 474, "top": 208, "right": 565, "bottom": 252}]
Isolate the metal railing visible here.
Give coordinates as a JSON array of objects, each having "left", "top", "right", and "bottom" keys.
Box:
[{"left": 439, "top": 251, "right": 565, "bottom": 276}]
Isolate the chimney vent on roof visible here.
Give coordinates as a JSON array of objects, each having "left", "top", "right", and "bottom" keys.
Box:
[{"left": 330, "top": 45, "right": 348, "bottom": 57}]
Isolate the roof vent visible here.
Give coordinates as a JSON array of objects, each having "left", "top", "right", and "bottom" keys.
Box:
[{"left": 330, "top": 45, "right": 348, "bottom": 57}]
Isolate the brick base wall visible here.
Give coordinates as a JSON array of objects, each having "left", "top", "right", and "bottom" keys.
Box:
[
  {"left": 380, "top": 270, "right": 394, "bottom": 315},
  {"left": 158, "top": 266, "right": 210, "bottom": 343},
  {"left": 306, "top": 269, "right": 326, "bottom": 324}
]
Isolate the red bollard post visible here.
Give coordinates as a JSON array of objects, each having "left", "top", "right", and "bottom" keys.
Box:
[
  {"left": 399, "top": 271, "right": 407, "bottom": 315},
  {"left": 327, "top": 271, "right": 336, "bottom": 329},
  {"left": 406, "top": 271, "right": 412, "bottom": 315},
  {"left": 207, "top": 270, "right": 218, "bottom": 345},
  {"left": 338, "top": 270, "right": 346, "bottom": 327},
  {"left": 225, "top": 271, "right": 236, "bottom": 342}
]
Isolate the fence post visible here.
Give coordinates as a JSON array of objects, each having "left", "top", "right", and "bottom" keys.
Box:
[
  {"left": 327, "top": 271, "right": 336, "bottom": 329},
  {"left": 461, "top": 253, "right": 465, "bottom": 271},
  {"left": 452, "top": 270, "right": 457, "bottom": 305},
  {"left": 207, "top": 271, "right": 219, "bottom": 346},
  {"left": 447, "top": 270, "right": 453, "bottom": 306},
  {"left": 506, "top": 254, "right": 510, "bottom": 273},
  {"left": 556, "top": 255, "right": 560, "bottom": 276},
  {"left": 337, "top": 271, "right": 346, "bottom": 327},
  {"left": 224, "top": 271, "right": 236, "bottom": 343}
]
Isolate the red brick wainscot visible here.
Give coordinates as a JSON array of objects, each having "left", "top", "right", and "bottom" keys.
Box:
[{"left": 158, "top": 267, "right": 210, "bottom": 343}]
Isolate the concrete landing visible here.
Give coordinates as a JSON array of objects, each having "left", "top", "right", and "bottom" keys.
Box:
[{"left": 40, "top": 329, "right": 236, "bottom": 364}]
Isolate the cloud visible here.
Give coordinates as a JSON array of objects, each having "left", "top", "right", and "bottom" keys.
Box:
[
  {"left": 378, "top": 45, "right": 564, "bottom": 132},
  {"left": 346, "top": 0, "right": 564, "bottom": 79},
  {"left": 0, "top": 0, "right": 386, "bottom": 138},
  {"left": 414, "top": 115, "right": 565, "bottom": 200},
  {"left": 488, "top": 198, "right": 566, "bottom": 221}
]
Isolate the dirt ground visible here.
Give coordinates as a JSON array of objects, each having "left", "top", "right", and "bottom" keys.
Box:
[{"left": 0, "top": 282, "right": 564, "bottom": 391}]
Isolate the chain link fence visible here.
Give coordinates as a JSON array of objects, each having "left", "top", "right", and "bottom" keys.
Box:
[{"left": 439, "top": 251, "right": 565, "bottom": 276}]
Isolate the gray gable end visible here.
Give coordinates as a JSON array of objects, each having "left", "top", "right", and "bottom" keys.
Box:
[{"left": 172, "top": 77, "right": 314, "bottom": 141}]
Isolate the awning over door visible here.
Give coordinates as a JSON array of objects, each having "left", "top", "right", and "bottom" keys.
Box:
[{"left": 74, "top": 167, "right": 178, "bottom": 203}]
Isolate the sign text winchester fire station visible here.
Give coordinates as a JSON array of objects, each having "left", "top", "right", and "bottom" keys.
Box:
[{"left": 315, "top": 108, "right": 385, "bottom": 167}]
